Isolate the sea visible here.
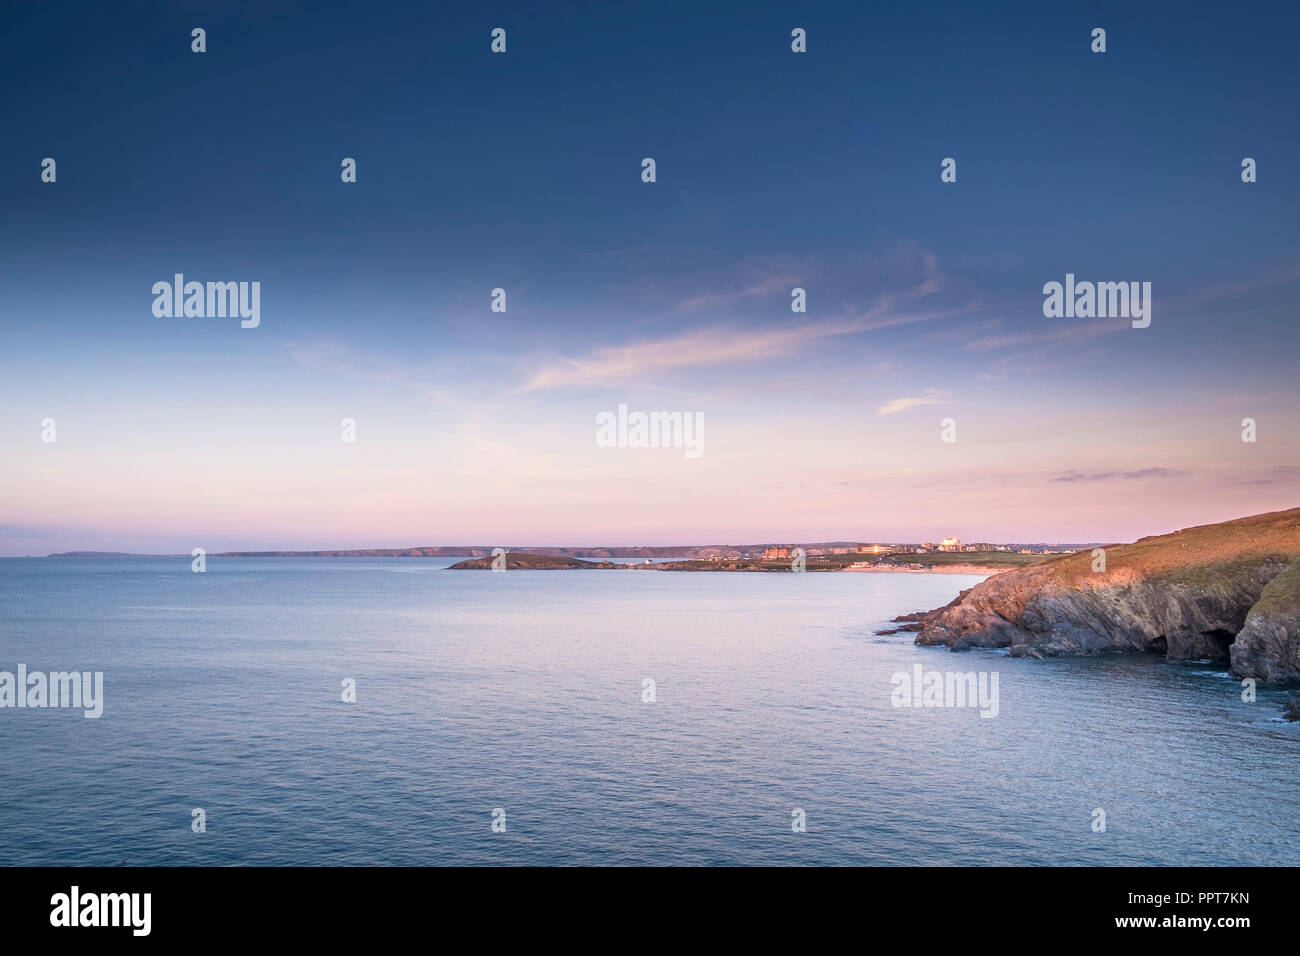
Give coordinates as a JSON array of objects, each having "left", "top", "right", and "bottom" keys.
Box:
[{"left": 0, "top": 556, "right": 1296, "bottom": 866}]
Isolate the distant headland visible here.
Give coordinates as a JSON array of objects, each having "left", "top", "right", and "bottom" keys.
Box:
[
  {"left": 47, "top": 539, "right": 1097, "bottom": 575},
  {"left": 446, "top": 550, "right": 1049, "bottom": 573}
]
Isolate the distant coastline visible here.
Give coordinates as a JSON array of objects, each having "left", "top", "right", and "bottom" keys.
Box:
[
  {"left": 43, "top": 547, "right": 1056, "bottom": 574},
  {"left": 44, "top": 543, "right": 1079, "bottom": 574},
  {"left": 445, "top": 552, "right": 1044, "bottom": 574}
]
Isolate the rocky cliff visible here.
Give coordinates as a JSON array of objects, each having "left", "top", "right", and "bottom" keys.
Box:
[
  {"left": 899, "top": 508, "right": 1300, "bottom": 680},
  {"left": 1230, "top": 558, "right": 1300, "bottom": 681}
]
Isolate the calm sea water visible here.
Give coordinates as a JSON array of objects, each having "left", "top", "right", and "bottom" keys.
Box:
[{"left": 0, "top": 557, "right": 1296, "bottom": 866}]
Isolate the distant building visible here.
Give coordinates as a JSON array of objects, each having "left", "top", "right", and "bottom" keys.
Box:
[
  {"left": 763, "top": 546, "right": 792, "bottom": 560},
  {"left": 921, "top": 542, "right": 936, "bottom": 551},
  {"left": 938, "top": 537, "right": 961, "bottom": 552}
]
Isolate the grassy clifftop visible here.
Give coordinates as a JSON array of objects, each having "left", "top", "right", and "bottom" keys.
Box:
[
  {"left": 1247, "top": 558, "right": 1300, "bottom": 616},
  {"left": 1034, "top": 507, "right": 1300, "bottom": 589}
]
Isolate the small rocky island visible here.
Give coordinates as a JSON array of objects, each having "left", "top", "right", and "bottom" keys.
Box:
[
  {"left": 447, "top": 554, "right": 625, "bottom": 570},
  {"left": 889, "top": 507, "right": 1300, "bottom": 693}
]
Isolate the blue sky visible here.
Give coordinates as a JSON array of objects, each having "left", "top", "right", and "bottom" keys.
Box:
[{"left": 2, "top": 0, "right": 1298, "bottom": 554}]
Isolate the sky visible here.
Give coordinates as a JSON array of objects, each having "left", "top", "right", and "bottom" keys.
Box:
[{"left": 2, "top": 0, "right": 1298, "bottom": 554}]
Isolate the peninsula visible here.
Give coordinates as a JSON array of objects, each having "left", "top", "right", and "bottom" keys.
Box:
[
  {"left": 889, "top": 507, "right": 1300, "bottom": 684},
  {"left": 445, "top": 550, "right": 1050, "bottom": 573}
]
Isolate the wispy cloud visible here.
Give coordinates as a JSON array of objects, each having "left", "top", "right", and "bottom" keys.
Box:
[
  {"left": 288, "top": 336, "right": 400, "bottom": 383},
  {"left": 1050, "top": 467, "right": 1187, "bottom": 483},
  {"left": 522, "top": 307, "right": 957, "bottom": 390},
  {"left": 286, "top": 336, "right": 483, "bottom": 411},
  {"left": 877, "top": 389, "right": 948, "bottom": 416},
  {"left": 1175, "top": 258, "right": 1300, "bottom": 309},
  {"left": 673, "top": 275, "right": 796, "bottom": 313},
  {"left": 523, "top": 256, "right": 954, "bottom": 390},
  {"left": 1223, "top": 465, "right": 1300, "bottom": 486},
  {"left": 963, "top": 320, "right": 1128, "bottom": 352}
]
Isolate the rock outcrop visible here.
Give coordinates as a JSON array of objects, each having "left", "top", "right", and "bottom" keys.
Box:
[
  {"left": 1283, "top": 695, "right": 1300, "bottom": 722},
  {"left": 905, "top": 507, "right": 1300, "bottom": 680},
  {"left": 1230, "top": 558, "right": 1300, "bottom": 681}
]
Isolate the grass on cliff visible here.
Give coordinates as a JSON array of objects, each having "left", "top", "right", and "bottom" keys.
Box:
[
  {"left": 1039, "top": 507, "right": 1300, "bottom": 588},
  {"left": 1250, "top": 558, "right": 1300, "bottom": 615}
]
